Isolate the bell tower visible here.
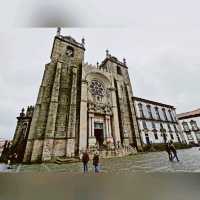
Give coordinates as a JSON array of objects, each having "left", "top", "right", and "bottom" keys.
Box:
[
  {"left": 23, "top": 28, "right": 85, "bottom": 163},
  {"left": 98, "top": 52, "right": 143, "bottom": 151}
]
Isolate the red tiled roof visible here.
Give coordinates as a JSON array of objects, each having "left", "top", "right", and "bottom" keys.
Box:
[
  {"left": 177, "top": 108, "right": 200, "bottom": 119},
  {"left": 133, "top": 97, "right": 175, "bottom": 109}
]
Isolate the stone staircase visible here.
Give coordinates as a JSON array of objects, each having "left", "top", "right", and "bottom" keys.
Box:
[
  {"left": 54, "top": 145, "right": 137, "bottom": 164},
  {"left": 55, "top": 157, "right": 80, "bottom": 164},
  {"left": 87, "top": 145, "right": 137, "bottom": 159}
]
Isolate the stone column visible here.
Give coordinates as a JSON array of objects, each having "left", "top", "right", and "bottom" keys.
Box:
[
  {"left": 79, "top": 80, "right": 88, "bottom": 152},
  {"left": 105, "top": 115, "right": 113, "bottom": 146},
  {"left": 125, "top": 84, "right": 143, "bottom": 151},
  {"left": 88, "top": 113, "right": 96, "bottom": 146},
  {"left": 110, "top": 87, "right": 121, "bottom": 145},
  {"left": 105, "top": 116, "right": 108, "bottom": 139},
  {"left": 91, "top": 117, "right": 95, "bottom": 137},
  {"left": 42, "top": 62, "right": 62, "bottom": 161},
  {"left": 108, "top": 116, "right": 112, "bottom": 138},
  {"left": 88, "top": 114, "right": 92, "bottom": 137},
  {"left": 66, "top": 66, "right": 78, "bottom": 157}
]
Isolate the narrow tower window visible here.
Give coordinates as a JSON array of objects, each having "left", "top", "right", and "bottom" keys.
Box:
[
  {"left": 162, "top": 108, "right": 168, "bottom": 121},
  {"left": 117, "top": 66, "right": 122, "bottom": 75},
  {"left": 66, "top": 46, "right": 74, "bottom": 57}
]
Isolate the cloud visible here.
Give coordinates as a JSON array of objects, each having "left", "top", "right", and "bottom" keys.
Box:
[
  {"left": 133, "top": 47, "right": 200, "bottom": 113},
  {"left": 0, "top": 28, "right": 199, "bottom": 139}
]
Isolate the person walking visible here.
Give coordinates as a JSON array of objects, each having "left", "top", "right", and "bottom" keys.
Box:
[
  {"left": 165, "top": 142, "right": 172, "bottom": 161},
  {"left": 169, "top": 140, "right": 179, "bottom": 162},
  {"left": 82, "top": 150, "right": 89, "bottom": 173},
  {"left": 7, "top": 154, "right": 12, "bottom": 169},
  {"left": 13, "top": 153, "right": 18, "bottom": 164},
  {"left": 93, "top": 152, "right": 100, "bottom": 173}
]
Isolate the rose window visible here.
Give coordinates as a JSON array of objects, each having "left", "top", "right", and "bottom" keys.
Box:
[{"left": 89, "top": 80, "right": 105, "bottom": 97}]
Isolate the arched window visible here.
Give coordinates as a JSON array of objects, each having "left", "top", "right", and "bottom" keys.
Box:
[
  {"left": 190, "top": 120, "right": 198, "bottom": 131},
  {"left": 160, "top": 123, "right": 165, "bottom": 132},
  {"left": 142, "top": 120, "right": 147, "bottom": 129},
  {"left": 155, "top": 107, "right": 161, "bottom": 120},
  {"left": 168, "top": 109, "right": 174, "bottom": 122},
  {"left": 66, "top": 46, "right": 74, "bottom": 57},
  {"left": 154, "top": 132, "right": 158, "bottom": 139},
  {"left": 162, "top": 108, "right": 168, "bottom": 121},
  {"left": 138, "top": 103, "right": 145, "bottom": 118},
  {"left": 167, "top": 124, "right": 172, "bottom": 132},
  {"left": 173, "top": 124, "right": 178, "bottom": 133},
  {"left": 182, "top": 122, "right": 190, "bottom": 132},
  {"left": 117, "top": 66, "right": 122, "bottom": 75},
  {"left": 151, "top": 122, "right": 156, "bottom": 131},
  {"left": 147, "top": 105, "right": 153, "bottom": 119}
]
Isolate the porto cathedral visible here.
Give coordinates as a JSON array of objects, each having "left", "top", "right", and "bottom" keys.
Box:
[{"left": 8, "top": 28, "right": 184, "bottom": 163}]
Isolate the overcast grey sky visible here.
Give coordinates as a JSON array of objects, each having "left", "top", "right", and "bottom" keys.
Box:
[
  {"left": 1, "top": 0, "right": 200, "bottom": 28},
  {"left": 1, "top": 0, "right": 200, "bottom": 139},
  {"left": 0, "top": 28, "right": 199, "bottom": 139}
]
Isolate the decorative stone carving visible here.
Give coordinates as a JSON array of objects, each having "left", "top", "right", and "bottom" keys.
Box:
[
  {"left": 88, "top": 102, "right": 95, "bottom": 112},
  {"left": 88, "top": 102, "right": 112, "bottom": 115}
]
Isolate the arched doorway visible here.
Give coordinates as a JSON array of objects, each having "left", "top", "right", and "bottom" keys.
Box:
[{"left": 94, "top": 122, "right": 104, "bottom": 146}]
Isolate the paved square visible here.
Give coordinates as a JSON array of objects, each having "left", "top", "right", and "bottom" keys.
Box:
[{"left": 1, "top": 147, "right": 200, "bottom": 173}]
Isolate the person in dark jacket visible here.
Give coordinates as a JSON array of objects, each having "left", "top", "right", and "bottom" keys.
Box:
[
  {"left": 165, "top": 142, "right": 172, "bottom": 161},
  {"left": 82, "top": 150, "right": 89, "bottom": 173},
  {"left": 169, "top": 140, "right": 179, "bottom": 162},
  {"left": 93, "top": 152, "right": 100, "bottom": 173}
]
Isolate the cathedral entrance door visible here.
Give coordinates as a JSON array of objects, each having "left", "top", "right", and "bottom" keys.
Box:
[{"left": 94, "top": 122, "right": 104, "bottom": 147}]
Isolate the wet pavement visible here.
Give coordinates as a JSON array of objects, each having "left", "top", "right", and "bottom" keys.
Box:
[{"left": 0, "top": 147, "right": 200, "bottom": 173}]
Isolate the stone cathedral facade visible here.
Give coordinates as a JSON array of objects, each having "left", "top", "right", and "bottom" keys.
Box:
[{"left": 12, "top": 30, "right": 143, "bottom": 163}]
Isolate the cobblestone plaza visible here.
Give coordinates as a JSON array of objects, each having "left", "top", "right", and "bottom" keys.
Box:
[{"left": 1, "top": 147, "right": 200, "bottom": 173}]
